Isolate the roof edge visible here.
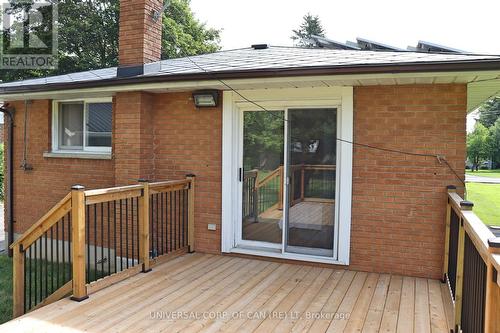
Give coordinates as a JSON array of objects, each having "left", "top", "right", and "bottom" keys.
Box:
[{"left": 2, "top": 59, "right": 500, "bottom": 95}]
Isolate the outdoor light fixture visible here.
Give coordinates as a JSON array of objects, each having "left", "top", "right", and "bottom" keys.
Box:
[{"left": 193, "top": 90, "right": 219, "bottom": 107}]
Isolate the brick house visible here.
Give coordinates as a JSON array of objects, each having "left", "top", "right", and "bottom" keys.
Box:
[{"left": 1, "top": 1, "right": 500, "bottom": 331}]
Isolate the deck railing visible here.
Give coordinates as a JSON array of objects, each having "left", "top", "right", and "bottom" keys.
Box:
[
  {"left": 443, "top": 186, "right": 500, "bottom": 333},
  {"left": 10, "top": 175, "right": 196, "bottom": 317},
  {"left": 243, "top": 164, "right": 335, "bottom": 220}
]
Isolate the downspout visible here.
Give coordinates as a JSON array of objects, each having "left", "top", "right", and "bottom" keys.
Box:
[{"left": 0, "top": 103, "right": 14, "bottom": 257}]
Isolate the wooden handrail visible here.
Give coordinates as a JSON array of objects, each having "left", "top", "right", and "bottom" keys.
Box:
[
  {"left": 255, "top": 167, "right": 281, "bottom": 188},
  {"left": 11, "top": 177, "right": 196, "bottom": 318},
  {"left": 444, "top": 188, "right": 500, "bottom": 333},
  {"left": 10, "top": 193, "right": 72, "bottom": 250}
]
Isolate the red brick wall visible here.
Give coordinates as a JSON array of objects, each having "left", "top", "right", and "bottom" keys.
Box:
[
  {"left": 349, "top": 84, "right": 466, "bottom": 279},
  {"left": 4, "top": 84, "right": 466, "bottom": 277},
  {"left": 6, "top": 100, "right": 115, "bottom": 234},
  {"left": 119, "top": 0, "right": 163, "bottom": 66},
  {"left": 114, "top": 92, "right": 155, "bottom": 184},
  {"left": 152, "top": 92, "right": 222, "bottom": 254}
]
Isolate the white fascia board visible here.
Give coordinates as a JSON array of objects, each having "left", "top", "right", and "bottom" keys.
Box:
[{"left": 2, "top": 70, "right": 500, "bottom": 101}]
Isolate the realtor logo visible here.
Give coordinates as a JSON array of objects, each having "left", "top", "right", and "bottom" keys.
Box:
[{"left": 1, "top": 0, "right": 58, "bottom": 69}]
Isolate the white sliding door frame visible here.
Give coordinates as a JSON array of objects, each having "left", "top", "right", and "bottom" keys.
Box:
[{"left": 222, "top": 86, "right": 353, "bottom": 265}]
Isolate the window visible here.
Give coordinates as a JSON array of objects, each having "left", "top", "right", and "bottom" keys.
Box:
[{"left": 53, "top": 99, "right": 112, "bottom": 153}]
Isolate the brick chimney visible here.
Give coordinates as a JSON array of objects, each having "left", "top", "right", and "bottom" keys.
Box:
[{"left": 118, "top": 0, "right": 163, "bottom": 77}]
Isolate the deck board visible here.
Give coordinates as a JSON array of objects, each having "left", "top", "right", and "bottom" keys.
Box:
[{"left": 0, "top": 253, "right": 452, "bottom": 333}]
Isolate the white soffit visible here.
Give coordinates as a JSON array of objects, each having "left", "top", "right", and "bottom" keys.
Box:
[
  {"left": 468, "top": 78, "right": 500, "bottom": 112},
  {"left": 2, "top": 71, "right": 500, "bottom": 105}
]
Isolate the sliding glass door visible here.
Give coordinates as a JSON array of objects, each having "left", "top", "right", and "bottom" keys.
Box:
[
  {"left": 241, "top": 110, "right": 284, "bottom": 246},
  {"left": 285, "top": 108, "right": 337, "bottom": 257},
  {"left": 239, "top": 108, "right": 338, "bottom": 258}
]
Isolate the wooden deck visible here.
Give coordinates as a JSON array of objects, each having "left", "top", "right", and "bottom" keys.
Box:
[{"left": 0, "top": 253, "right": 453, "bottom": 333}]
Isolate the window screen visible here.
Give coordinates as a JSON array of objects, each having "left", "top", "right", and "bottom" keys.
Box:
[{"left": 86, "top": 103, "right": 112, "bottom": 147}]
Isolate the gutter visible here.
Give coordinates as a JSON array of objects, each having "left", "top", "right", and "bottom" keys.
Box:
[
  {"left": 0, "top": 104, "right": 14, "bottom": 257},
  {"left": 2, "top": 59, "right": 500, "bottom": 95}
]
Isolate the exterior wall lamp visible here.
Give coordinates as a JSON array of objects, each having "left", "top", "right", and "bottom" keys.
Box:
[{"left": 193, "top": 90, "right": 219, "bottom": 107}]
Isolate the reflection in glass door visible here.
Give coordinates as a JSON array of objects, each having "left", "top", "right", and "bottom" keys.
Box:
[
  {"left": 285, "top": 108, "right": 337, "bottom": 257},
  {"left": 241, "top": 110, "right": 284, "bottom": 245}
]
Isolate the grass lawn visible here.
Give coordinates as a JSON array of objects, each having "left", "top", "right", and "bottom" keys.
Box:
[
  {"left": 0, "top": 254, "right": 13, "bottom": 324},
  {"left": 466, "top": 169, "right": 500, "bottom": 178},
  {"left": 466, "top": 183, "right": 500, "bottom": 227}
]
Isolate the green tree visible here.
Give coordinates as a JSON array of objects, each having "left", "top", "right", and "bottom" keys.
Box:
[
  {"left": 489, "top": 118, "right": 500, "bottom": 167},
  {"left": 291, "top": 13, "right": 325, "bottom": 47},
  {"left": 478, "top": 97, "right": 500, "bottom": 128},
  {"left": 243, "top": 111, "right": 284, "bottom": 171},
  {"left": 0, "top": 0, "right": 221, "bottom": 83},
  {"left": 467, "top": 123, "right": 492, "bottom": 171}
]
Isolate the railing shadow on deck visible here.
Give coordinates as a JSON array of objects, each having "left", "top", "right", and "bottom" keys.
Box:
[
  {"left": 10, "top": 175, "right": 196, "bottom": 317},
  {"left": 443, "top": 185, "right": 500, "bottom": 333}
]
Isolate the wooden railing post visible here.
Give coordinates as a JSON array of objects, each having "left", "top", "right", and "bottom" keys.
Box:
[
  {"left": 70, "top": 184, "right": 88, "bottom": 302},
  {"left": 12, "top": 244, "right": 24, "bottom": 317},
  {"left": 454, "top": 200, "right": 473, "bottom": 331},
  {"left": 138, "top": 179, "right": 151, "bottom": 273},
  {"left": 443, "top": 185, "right": 456, "bottom": 282},
  {"left": 186, "top": 174, "right": 196, "bottom": 253}
]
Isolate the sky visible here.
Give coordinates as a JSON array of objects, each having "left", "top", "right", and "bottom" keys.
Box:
[{"left": 190, "top": 0, "right": 500, "bottom": 55}]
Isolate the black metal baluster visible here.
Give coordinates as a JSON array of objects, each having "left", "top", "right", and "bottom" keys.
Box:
[
  {"left": 94, "top": 204, "right": 97, "bottom": 281},
  {"left": 108, "top": 201, "right": 111, "bottom": 275},
  {"left": 173, "top": 191, "right": 177, "bottom": 250},
  {"left": 56, "top": 221, "right": 59, "bottom": 289},
  {"left": 149, "top": 196, "right": 153, "bottom": 256},
  {"left": 160, "top": 192, "right": 164, "bottom": 255},
  {"left": 28, "top": 246, "right": 32, "bottom": 310},
  {"left": 130, "top": 198, "right": 137, "bottom": 267},
  {"left": 44, "top": 232, "right": 48, "bottom": 300},
  {"left": 62, "top": 216, "right": 66, "bottom": 284},
  {"left": 101, "top": 202, "right": 104, "bottom": 275},
  {"left": 184, "top": 189, "right": 188, "bottom": 246},
  {"left": 50, "top": 226, "right": 54, "bottom": 293},
  {"left": 136, "top": 198, "right": 140, "bottom": 262},
  {"left": 182, "top": 189, "right": 185, "bottom": 247},
  {"left": 178, "top": 190, "right": 182, "bottom": 249},
  {"left": 34, "top": 239, "right": 38, "bottom": 305},
  {"left": 113, "top": 200, "right": 117, "bottom": 274},
  {"left": 86, "top": 206, "right": 90, "bottom": 283},
  {"left": 23, "top": 249, "right": 27, "bottom": 313},
  {"left": 152, "top": 194, "right": 155, "bottom": 257},
  {"left": 68, "top": 214, "right": 72, "bottom": 279},
  {"left": 120, "top": 199, "right": 123, "bottom": 272},
  {"left": 179, "top": 191, "right": 183, "bottom": 247},
  {"left": 156, "top": 193, "right": 159, "bottom": 256},
  {"left": 126, "top": 198, "right": 129, "bottom": 269},
  {"left": 169, "top": 191, "right": 172, "bottom": 252}
]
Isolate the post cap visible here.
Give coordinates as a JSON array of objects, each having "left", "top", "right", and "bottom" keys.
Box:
[
  {"left": 460, "top": 200, "right": 474, "bottom": 210},
  {"left": 138, "top": 178, "right": 149, "bottom": 183},
  {"left": 71, "top": 184, "right": 85, "bottom": 191},
  {"left": 186, "top": 174, "right": 196, "bottom": 178},
  {"left": 488, "top": 237, "right": 500, "bottom": 248}
]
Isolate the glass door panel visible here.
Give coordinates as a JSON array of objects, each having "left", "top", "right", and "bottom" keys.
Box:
[
  {"left": 241, "top": 110, "right": 284, "bottom": 244},
  {"left": 285, "top": 108, "right": 337, "bottom": 256}
]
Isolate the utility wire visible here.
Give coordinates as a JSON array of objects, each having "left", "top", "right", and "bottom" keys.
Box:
[{"left": 185, "top": 56, "right": 467, "bottom": 187}]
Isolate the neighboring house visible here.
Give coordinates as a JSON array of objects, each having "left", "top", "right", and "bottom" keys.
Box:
[{"left": 0, "top": 1, "right": 499, "bottom": 332}]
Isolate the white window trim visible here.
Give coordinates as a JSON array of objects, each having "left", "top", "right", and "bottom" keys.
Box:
[
  {"left": 221, "top": 86, "right": 353, "bottom": 266},
  {"left": 51, "top": 97, "right": 112, "bottom": 155}
]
